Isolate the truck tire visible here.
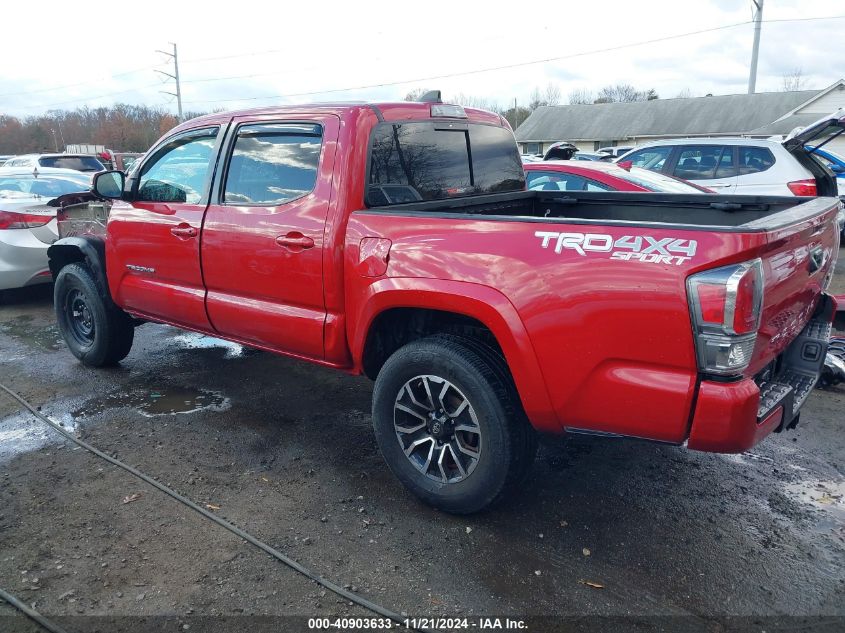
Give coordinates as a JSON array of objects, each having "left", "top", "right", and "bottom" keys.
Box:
[
  {"left": 372, "top": 334, "right": 537, "bottom": 514},
  {"left": 54, "top": 263, "right": 134, "bottom": 366}
]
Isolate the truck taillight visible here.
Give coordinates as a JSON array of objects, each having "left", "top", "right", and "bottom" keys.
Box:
[
  {"left": 786, "top": 179, "right": 817, "bottom": 196},
  {"left": 687, "top": 259, "right": 764, "bottom": 375},
  {"left": 0, "top": 210, "right": 52, "bottom": 230}
]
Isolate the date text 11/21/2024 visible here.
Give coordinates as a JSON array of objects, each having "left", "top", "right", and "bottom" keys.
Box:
[{"left": 307, "top": 617, "right": 528, "bottom": 629}]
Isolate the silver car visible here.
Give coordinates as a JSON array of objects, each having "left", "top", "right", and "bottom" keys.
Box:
[{"left": 0, "top": 167, "right": 92, "bottom": 291}]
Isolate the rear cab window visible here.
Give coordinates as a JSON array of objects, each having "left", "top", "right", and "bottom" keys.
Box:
[{"left": 367, "top": 121, "right": 524, "bottom": 206}]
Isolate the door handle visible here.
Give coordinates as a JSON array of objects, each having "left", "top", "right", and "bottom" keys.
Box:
[
  {"left": 708, "top": 183, "right": 732, "bottom": 188},
  {"left": 171, "top": 224, "right": 198, "bottom": 239},
  {"left": 275, "top": 233, "right": 315, "bottom": 251}
]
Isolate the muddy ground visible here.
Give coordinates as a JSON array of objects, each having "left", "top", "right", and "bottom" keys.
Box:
[{"left": 0, "top": 250, "right": 843, "bottom": 633}]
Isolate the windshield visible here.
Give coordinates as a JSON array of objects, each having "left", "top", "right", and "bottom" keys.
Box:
[
  {"left": 38, "top": 156, "right": 105, "bottom": 172},
  {"left": 368, "top": 122, "right": 524, "bottom": 205},
  {"left": 616, "top": 167, "right": 705, "bottom": 193},
  {"left": 0, "top": 175, "right": 91, "bottom": 198}
]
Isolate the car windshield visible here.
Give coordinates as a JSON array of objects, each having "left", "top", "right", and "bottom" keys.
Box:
[
  {"left": 0, "top": 175, "right": 91, "bottom": 198},
  {"left": 368, "top": 122, "right": 524, "bottom": 205},
  {"left": 38, "top": 156, "right": 105, "bottom": 172},
  {"left": 615, "top": 167, "right": 705, "bottom": 193}
]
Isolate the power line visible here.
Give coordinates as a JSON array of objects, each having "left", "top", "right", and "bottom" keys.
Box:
[
  {"left": 13, "top": 83, "right": 163, "bottom": 111},
  {"left": 0, "top": 64, "right": 158, "bottom": 99},
  {"left": 184, "top": 20, "right": 756, "bottom": 105},
  {"left": 180, "top": 13, "right": 845, "bottom": 104}
]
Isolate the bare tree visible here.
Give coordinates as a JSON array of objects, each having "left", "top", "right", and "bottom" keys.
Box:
[
  {"left": 544, "top": 83, "right": 561, "bottom": 106},
  {"left": 403, "top": 88, "right": 432, "bottom": 101},
  {"left": 675, "top": 87, "right": 694, "bottom": 99},
  {"left": 593, "top": 84, "right": 658, "bottom": 103},
  {"left": 568, "top": 88, "right": 594, "bottom": 105},
  {"left": 782, "top": 68, "right": 807, "bottom": 92},
  {"left": 450, "top": 93, "right": 499, "bottom": 111}
]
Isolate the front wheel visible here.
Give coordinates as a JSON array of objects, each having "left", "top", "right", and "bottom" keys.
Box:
[
  {"left": 54, "top": 263, "right": 134, "bottom": 366},
  {"left": 372, "top": 335, "right": 537, "bottom": 514}
]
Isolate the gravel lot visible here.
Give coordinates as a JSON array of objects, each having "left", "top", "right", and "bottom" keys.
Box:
[{"left": 0, "top": 248, "right": 843, "bottom": 633}]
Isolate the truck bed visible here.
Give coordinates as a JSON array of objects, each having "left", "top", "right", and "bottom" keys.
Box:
[
  {"left": 362, "top": 190, "right": 835, "bottom": 231},
  {"left": 348, "top": 189, "right": 840, "bottom": 442}
]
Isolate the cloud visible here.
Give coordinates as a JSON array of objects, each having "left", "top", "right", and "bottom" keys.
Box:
[{"left": 1, "top": 0, "right": 842, "bottom": 118}]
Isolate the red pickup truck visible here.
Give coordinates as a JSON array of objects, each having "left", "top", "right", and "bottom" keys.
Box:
[{"left": 48, "top": 98, "right": 843, "bottom": 513}]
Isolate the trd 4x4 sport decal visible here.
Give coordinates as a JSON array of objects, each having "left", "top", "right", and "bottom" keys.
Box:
[{"left": 535, "top": 231, "right": 697, "bottom": 266}]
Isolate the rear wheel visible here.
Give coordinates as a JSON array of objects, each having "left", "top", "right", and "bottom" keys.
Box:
[
  {"left": 54, "top": 263, "right": 134, "bottom": 366},
  {"left": 372, "top": 335, "right": 537, "bottom": 514}
]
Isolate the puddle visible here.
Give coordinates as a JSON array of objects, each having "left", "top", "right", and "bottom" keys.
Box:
[
  {"left": 784, "top": 480, "right": 845, "bottom": 523},
  {"left": 0, "top": 409, "right": 77, "bottom": 464},
  {"left": 73, "top": 386, "right": 230, "bottom": 418},
  {"left": 0, "top": 315, "right": 64, "bottom": 351},
  {"left": 170, "top": 332, "right": 245, "bottom": 359}
]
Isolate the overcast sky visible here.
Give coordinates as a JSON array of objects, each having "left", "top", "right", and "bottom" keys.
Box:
[{"left": 2, "top": 0, "right": 843, "bottom": 118}]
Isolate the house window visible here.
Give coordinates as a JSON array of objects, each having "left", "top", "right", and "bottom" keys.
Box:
[
  {"left": 594, "top": 140, "right": 617, "bottom": 151},
  {"left": 524, "top": 142, "right": 541, "bottom": 155}
]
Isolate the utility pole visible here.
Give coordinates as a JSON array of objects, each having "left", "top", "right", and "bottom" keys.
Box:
[
  {"left": 747, "top": 0, "right": 764, "bottom": 94},
  {"left": 156, "top": 43, "right": 183, "bottom": 120}
]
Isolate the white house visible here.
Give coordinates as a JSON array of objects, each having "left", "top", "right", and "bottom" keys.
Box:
[{"left": 515, "top": 79, "right": 845, "bottom": 156}]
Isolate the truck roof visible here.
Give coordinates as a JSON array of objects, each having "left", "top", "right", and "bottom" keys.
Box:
[{"left": 171, "top": 101, "right": 506, "bottom": 134}]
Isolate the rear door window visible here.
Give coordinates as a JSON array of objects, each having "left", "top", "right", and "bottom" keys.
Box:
[
  {"left": 223, "top": 123, "right": 322, "bottom": 205},
  {"left": 672, "top": 145, "right": 733, "bottom": 180},
  {"left": 738, "top": 146, "right": 775, "bottom": 175},
  {"left": 368, "top": 122, "right": 523, "bottom": 205}
]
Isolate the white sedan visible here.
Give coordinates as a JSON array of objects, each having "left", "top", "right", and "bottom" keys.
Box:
[{"left": 0, "top": 167, "right": 92, "bottom": 291}]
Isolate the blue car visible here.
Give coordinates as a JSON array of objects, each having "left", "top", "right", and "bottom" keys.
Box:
[{"left": 807, "top": 145, "right": 845, "bottom": 181}]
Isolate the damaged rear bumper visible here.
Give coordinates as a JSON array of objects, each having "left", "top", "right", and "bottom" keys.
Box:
[{"left": 686, "top": 294, "right": 836, "bottom": 453}]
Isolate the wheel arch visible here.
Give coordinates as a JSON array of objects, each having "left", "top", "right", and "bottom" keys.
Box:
[
  {"left": 48, "top": 237, "right": 113, "bottom": 307},
  {"left": 352, "top": 278, "right": 559, "bottom": 432}
]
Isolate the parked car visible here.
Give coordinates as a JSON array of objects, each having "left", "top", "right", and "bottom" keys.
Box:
[
  {"left": 542, "top": 141, "right": 577, "bottom": 160},
  {"left": 571, "top": 152, "right": 614, "bottom": 162},
  {"left": 520, "top": 153, "right": 543, "bottom": 163},
  {"left": 3, "top": 153, "right": 105, "bottom": 173},
  {"left": 0, "top": 155, "right": 14, "bottom": 167},
  {"left": 596, "top": 146, "right": 634, "bottom": 158},
  {"left": 0, "top": 167, "right": 92, "bottom": 291},
  {"left": 806, "top": 145, "right": 845, "bottom": 193},
  {"left": 524, "top": 161, "right": 709, "bottom": 193},
  {"left": 48, "top": 99, "right": 841, "bottom": 514},
  {"left": 113, "top": 152, "right": 143, "bottom": 173},
  {"left": 616, "top": 125, "right": 842, "bottom": 196}
]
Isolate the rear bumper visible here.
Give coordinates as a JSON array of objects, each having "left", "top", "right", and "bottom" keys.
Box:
[
  {"left": 0, "top": 229, "right": 53, "bottom": 291},
  {"left": 687, "top": 296, "right": 835, "bottom": 453}
]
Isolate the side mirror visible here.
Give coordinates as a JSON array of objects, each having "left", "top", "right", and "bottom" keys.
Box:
[{"left": 92, "top": 170, "right": 125, "bottom": 199}]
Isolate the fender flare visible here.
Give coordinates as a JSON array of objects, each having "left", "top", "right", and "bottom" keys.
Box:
[
  {"left": 351, "top": 278, "right": 560, "bottom": 433},
  {"left": 47, "top": 237, "right": 114, "bottom": 308}
]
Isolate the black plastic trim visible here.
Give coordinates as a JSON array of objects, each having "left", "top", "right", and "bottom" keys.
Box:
[
  {"left": 47, "top": 237, "right": 114, "bottom": 308},
  {"left": 356, "top": 190, "right": 839, "bottom": 233}
]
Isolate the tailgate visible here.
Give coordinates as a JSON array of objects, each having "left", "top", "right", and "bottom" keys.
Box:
[{"left": 744, "top": 197, "right": 840, "bottom": 378}]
